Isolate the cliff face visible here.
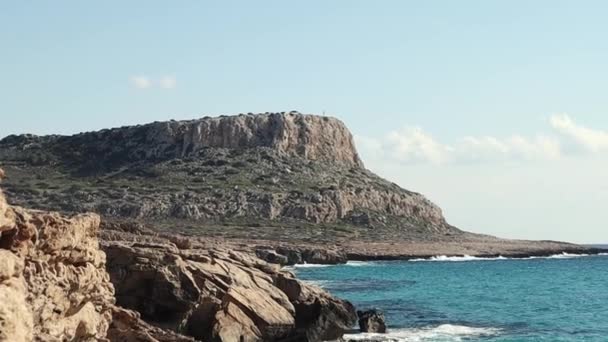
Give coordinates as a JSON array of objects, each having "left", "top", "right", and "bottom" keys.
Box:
[
  {"left": 0, "top": 111, "right": 363, "bottom": 171},
  {"left": 0, "top": 112, "right": 456, "bottom": 242},
  {"left": 0, "top": 174, "right": 114, "bottom": 341}
]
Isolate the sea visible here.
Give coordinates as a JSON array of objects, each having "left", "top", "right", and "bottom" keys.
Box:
[{"left": 292, "top": 252, "right": 608, "bottom": 342}]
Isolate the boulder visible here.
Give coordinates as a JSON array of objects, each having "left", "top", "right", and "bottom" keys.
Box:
[{"left": 357, "top": 309, "right": 387, "bottom": 333}]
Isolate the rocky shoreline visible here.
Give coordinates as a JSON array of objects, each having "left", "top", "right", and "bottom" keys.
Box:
[
  {"left": 0, "top": 170, "right": 358, "bottom": 341},
  {"left": 1, "top": 112, "right": 604, "bottom": 341},
  {"left": 242, "top": 237, "right": 607, "bottom": 266}
]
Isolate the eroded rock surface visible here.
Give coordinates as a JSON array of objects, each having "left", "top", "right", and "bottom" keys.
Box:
[
  {"left": 0, "top": 173, "right": 114, "bottom": 342},
  {"left": 0, "top": 112, "right": 453, "bottom": 242},
  {"left": 0, "top": 111, "right": 362, "bottom": 169},
  {"left": 101, "top": 227, "right": 357, "bottom": 341}
]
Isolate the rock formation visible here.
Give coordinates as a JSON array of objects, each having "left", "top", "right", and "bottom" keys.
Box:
[
  {"left": 357, "top": 309, "right": 387, "bottom": 333},
  {"left": 0, "top": 169, "right": 359, "bottom": 341},
  {"left": 0, "top": 111, "right": 600, "bottom": 264},
  {"left": 0, "top": 111, "right": 363, "bottom": 170},
  {"left": 0, "top": 171, "right": 114, "bottom": 341},
  {"left": 0, "top": 112, "right": 454, "bottom": 243},
  {"left": 101, "top": 225, "right": 357, "bottom": 341}
]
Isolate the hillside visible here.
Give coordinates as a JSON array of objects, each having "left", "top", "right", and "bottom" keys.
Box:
[{"left": 0, "top": 111, "right": 598, "bottom": 259}]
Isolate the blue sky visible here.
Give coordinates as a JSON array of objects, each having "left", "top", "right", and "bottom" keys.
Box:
[{"left": 1, "top": 1, "right": 607, "bottom": 242}]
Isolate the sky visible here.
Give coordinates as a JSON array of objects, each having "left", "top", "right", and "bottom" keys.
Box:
[{"left": 1, "top": 1, "right": 607, "bottom": 243}]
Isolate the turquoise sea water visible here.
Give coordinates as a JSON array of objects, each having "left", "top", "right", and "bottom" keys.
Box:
[{"left": 293, "top": 254, "right": 608, "bottom": 342}]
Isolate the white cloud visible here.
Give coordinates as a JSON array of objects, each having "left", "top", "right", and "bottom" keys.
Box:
[
  {"left": 384, "top": 127, "right": 452, "bottom": 164},
  {"left": 549, "top": 114, "right": 608, "bottom": 153},
  {"left": 130, "top": 76, "right": 152, "bottom": 89},
  {"left": 129, "top": 75, "right": 177, "bottom": 90},
  {"left": 159, "top": 75, "right": 177, "bottom": 89},
  {"left": 357, "top": 114, "right": 608, "bottom": 165}
]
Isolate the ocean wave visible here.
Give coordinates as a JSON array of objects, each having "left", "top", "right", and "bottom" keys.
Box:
[
  {"left": 409, "top": 255, "right": 506, "bottom": 262},
  {"left": 292, "top": 263, "right": 333, "bottom": 268},
  {"left": 409, "top": 252, "right": 592, "bottom": 262},
  {"left": 346, "top": 261, "right": 375, "bottom": 266},
  {"left": 290, "top": 261, "right": 375, "bottom": 268},
  {"left": 343, "top": 324, "right": 501, "bottom": 341}
]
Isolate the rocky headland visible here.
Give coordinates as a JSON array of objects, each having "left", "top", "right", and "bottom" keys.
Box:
[
  {"left": 1, "top": 111, "right": 604, "bottom": 341},
  {"left": 0, "top": 111, "right": 601, "bottom": 262}
]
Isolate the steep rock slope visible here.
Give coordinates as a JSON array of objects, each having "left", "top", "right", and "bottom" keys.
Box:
[{"left": 0, "top": 112, "right": 455, "bottom": 243}]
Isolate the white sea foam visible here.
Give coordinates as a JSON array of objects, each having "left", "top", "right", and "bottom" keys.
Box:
[
  {"left": 409, "top": 255, "right": 506, "bottom": 262},
  {"left": 541, "top": 252, "right": 588, "bottom": 259},
  {"left": 409, "top": 252, "right": 593, "bottom": 262},
  {"left": 342, "top": 324, "right": 501, "bottom": 342},
  {"left": 346, "top": 261, "right": 374, "bottom": 266},
  {"left": 292, "top": 263, "right": 333, "bottom": 268}
]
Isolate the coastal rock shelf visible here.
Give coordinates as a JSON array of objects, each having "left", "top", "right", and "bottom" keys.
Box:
[
  {"left": 0, "top": 168, "right": 357, "bottom": 341},
  {"left": 101, "top": 225, "right": 357, "bottom": 341}
]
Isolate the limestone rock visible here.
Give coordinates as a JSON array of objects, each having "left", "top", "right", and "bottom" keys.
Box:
[
  {"left": 0, "top": 172, "right": 115, "bottom": 342},
  {"left": 107, "top": 306, "right": 197, "bottom": 342},
  {"left": 101, "top": 227, "right": 357, "bottom": 341},
  {"left": 0, "top": 112, "right": 454, "bottom": 242},
  {"left": 275, "top": 274, "right": 357, "bottom": 341},
  {"left": 0, "top": 111, "right": 363, "bottom": 169},
  {"left": 255, "top": 248, "right": 289, "bottom": 265}
]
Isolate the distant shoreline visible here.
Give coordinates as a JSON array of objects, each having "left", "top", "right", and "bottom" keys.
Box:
[{"left": 346, "top": 247, "right": 608, "bottom": 262}]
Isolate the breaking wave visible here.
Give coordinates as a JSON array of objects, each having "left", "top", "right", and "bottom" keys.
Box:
[
  {"left": 409, "top": 252, "right": 593, "bottom": 262},
  {"left": 343, "top": 324, "right": 502, "bottom": 341},
  {"left": 346, "top": 261, "right": 375, "bottom": 266}
]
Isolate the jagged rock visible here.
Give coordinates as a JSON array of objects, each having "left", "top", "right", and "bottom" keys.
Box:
[
  {"left": 0, "top": 173, "right": 114, "bottom": 342},
  {"left": 302, "top": 248, "right": 347, "bottom": 265},
  {"left": 276, "top": 247, "right": 303, "bottom": 265},
  {"left": 0, "top": 250, "right": 32, "bottom": 342},
  {"left": 101, "top": 228, "right": 357, "bottom": 341},
  {"left": 275, "top": 274, "right": 357, "bottom": 341},
  {"left": 256, "top": 246, "right": 346, "bottom": 266},
  {"left": 256, "top": 248, "right": 289, "bottom": 265},
  {"left": 357, "top": 309, "right": 387, "bottom": 333},
  {"left": 107, "top": 306, "right": 198, "bottom": 342}
]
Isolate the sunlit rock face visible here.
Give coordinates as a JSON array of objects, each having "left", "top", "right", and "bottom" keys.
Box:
[{"left": 0, "top": 170, "right": 114, "bottom": 342}]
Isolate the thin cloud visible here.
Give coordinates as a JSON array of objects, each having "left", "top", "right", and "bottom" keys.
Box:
[
  {"left": 130, "top": 76, "right": 152, "bottom": 89},
  {"left": 356, "top": 114, "right": 606, "bottom": 165},
  {"left": 129, "top": 75, "right": 177, "bottom": 89},
  {"left": 550, "top": 114, "right": 608, "bottom": 153}
]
